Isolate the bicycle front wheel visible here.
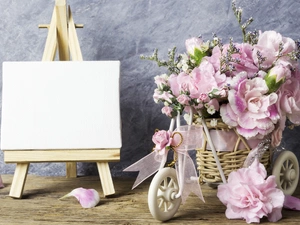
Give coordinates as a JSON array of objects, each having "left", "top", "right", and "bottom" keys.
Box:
[{"left": 148, "top": 167, "right": 181, "bottom": 221}]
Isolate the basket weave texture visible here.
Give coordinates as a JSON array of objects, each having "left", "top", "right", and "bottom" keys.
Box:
[{"left": 195, "top": 118, "right": 270, "bottom": 184}]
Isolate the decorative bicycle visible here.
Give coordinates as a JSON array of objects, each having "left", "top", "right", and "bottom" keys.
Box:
[{"left": 146, "top": 111, "right": 299, "bottom": 222}]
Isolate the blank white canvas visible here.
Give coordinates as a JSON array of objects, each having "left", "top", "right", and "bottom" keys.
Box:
[{"left": 1, "top": 61, "right": 122, "bottom": 150}]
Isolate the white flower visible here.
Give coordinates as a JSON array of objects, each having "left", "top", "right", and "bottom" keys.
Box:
[
  {"left": 181, "top": 53, "right": 189, "bottom": 61},
  {"left": 207, "top": 105, "right": 216, "bottom": 115},
  {"left": 161, "top": 73, "right": 169, "bottom": 80},
  {"left": 164, "top": 101, "right": 169, "bottom": 106},
  {"left": 210, "top": 119, "right": 218, "bottom": 127},
  {"left": 196, "top": 117, "right": 202, "bottom": 123},
  {"left": 182, "top": 63, "right": 189, "bottom": 72}
]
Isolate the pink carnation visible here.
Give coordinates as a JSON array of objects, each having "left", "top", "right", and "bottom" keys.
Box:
[
  {"left": 253, "top": 30, "right": 297, "bottom": 70},
  {"left": 277, "top": 77, "right": 300, "bottom": 124},
  {"left": 191, "top": 61, "right": 218, "bottom": 97},
  {"left": 207, "top": 43, "right": 258, "bottom": 77},
  {"left": 271, "top": 77, "right": 300, "bottom": 146},
  {"left": 220, "top": 72, "right": 279, "bottom": 139},
  {"left": 217, "top": 158, "right": 284, "bottom": 223}
]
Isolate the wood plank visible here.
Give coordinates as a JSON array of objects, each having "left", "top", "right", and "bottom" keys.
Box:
[
  {"left": 65, "top": 5, "right": 83, "bottom": 177},
  {"left": 39, "top": 24, "right": 84, "bottom": 29},
  {"left": 66, "top": 162, "right": 77, "bottom": 178},
  {"left": 4, "top": 149, "right": 120, "bottom": 163},
  {"left": 55, "top": 0, "right": 69, "bottom": 60},
  {"left": 42, "top": 6, "right": 57, "bottom": 61},
  {"left": 1, "top": 175, "right": 300, "bottom": 224},
  {"left": 97, "top": 162, "right": 115, "bottom": 196},
  {"left": 68, "top": 6, "right": 83, "bottom": 61},
  {"left": 8, "top": 163, "right": 29, "bottom": 198}
]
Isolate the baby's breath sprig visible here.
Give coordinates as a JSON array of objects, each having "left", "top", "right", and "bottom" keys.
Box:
[
  {"left": 245, "top": 30, "right": 259, "bottom": 45},
  {"left": 232, "top": 0, "right": 254, "bottom": 43},
  {"left": 287, "top": 40, "right": 300, "bottom": 62},
  {"left": 140, "top": 47, "right": 181, "bottom": 75},
  {"left": 212, "top": 33, "right": 223, "bottom": 49}
]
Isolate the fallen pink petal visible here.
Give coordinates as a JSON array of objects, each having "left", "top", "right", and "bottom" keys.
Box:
[
  {"left": 284, "top": 195, "right": 300, "bottom": 210},
  {"left": 59, "top": 187, "right": 100, "bottom": 208},
  {"left": 0, "top": 175, "right": 4, "bottom": 188}
]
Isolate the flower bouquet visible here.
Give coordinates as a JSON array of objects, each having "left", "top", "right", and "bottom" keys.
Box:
[
  {"left": 141, "top": 0, "right": 300, "bottom": 223},
  {"left": 142, "top": 3, "right": 300, "bottom": 147}
]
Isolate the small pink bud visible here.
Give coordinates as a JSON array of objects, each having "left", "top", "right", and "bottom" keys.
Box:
[{"left": 59, "top": 187, "right": 100, "bottom": 208}]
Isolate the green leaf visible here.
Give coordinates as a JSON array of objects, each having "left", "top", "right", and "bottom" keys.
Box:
[
  {"left": 191, "top": 48, "right": 207, "bottom": 66},
  {"left": 264, "top": 74, "right": 284, "bottom": 94}
]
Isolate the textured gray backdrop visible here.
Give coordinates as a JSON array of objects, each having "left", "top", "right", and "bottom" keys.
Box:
[{"left": 1, "top": 0, "right": 300, "bottom": 177}]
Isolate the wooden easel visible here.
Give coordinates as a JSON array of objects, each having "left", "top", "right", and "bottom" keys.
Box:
[{"left": 4, "top": 0, "right": 120, "bottom": 198}]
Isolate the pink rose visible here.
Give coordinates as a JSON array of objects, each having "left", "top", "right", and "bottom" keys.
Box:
[
  {"left": 153, "top": 90, "right": 174, "bottom": 104},
  {"left": 152, "top": 130, "right": 173, "bottom": 155},
  {"left": 220, "top": 73, "right": 279, "bottom": 139},
  {"left": 168, "top": 71, "right": 202, "bottom": 100},
  {"left": 253, "top": 30, "right": 297, "bottom": 70},
  {"left": 198, "top": 93, "right": 209, "bottom": 102},
  {"left": 161, "top": 106, "right": 173, "bottom": 117},
  {"left": 177, "top": 94, "right": 190, "bottom": 105},
  {"left": 154, "top": 74, "right": 168, "bottom": 89},
  {"left": 168, "top": 72, "right": 191, "bottom": 97},
  {"left": 177, "top": 71, "right": 199, "bottom": 97},
  {"left": 217, "top": 158, "right": 285, "bottom": 223}
]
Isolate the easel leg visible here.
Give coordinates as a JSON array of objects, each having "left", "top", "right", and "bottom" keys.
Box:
[
  {"left": 9, "top": 163, "right": 29, "bottom": 198},
  {"left": 96, "top": 162, "right": 115, "bottom": 196},
  {"left": 66, "top": 162, "right": 77, "bottom": 178}
]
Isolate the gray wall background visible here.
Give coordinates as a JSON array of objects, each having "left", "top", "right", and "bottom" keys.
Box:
[{"left": 1, "top": 0, "right": 300, "bottom": 177}]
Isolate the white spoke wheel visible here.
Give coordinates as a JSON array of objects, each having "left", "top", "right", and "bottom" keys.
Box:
[
  {"left": 272, "top": 151, "right": 299, "bottom": 195},
  {"left": 148, "top": 167, "right": 181, "bottom": 221}
]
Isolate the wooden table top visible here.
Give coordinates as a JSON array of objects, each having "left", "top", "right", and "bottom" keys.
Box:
[{"left": 1, "top": 174, "right": 300, "bottom": 224}]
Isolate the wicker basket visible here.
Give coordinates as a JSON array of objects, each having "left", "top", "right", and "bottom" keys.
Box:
[{"left": 195, "top": 118, "right": 270, "bottom": 184}]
